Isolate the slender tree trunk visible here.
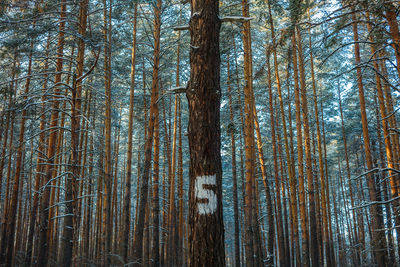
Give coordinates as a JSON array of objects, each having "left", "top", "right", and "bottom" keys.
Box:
[
  {"left": 337, "top": 82, "right": 361, "bottom": 265},
  {"left": 240, "top": 1, "right": 262, "bottom": 265},
  {"left": 227, "top": 54, "right": 241, "bottom": 267},
  {"left": 374, "top": 90, "right": 396, "bottom": 265},
  {"left": 25, "top": 33, "right": 51, "bottom": 265},
  {"left": 120, "top": 3, "right": 137, "bottom": 262},
  {"left": 175, "top": 21, "right": 185, "bottom": 267},
  {"left": 0, "top": 52, "right": 17, "bottom": 218},
  {"left": 267, "top": 3, "right": 301, "bottom": 264},
  {"left": 132, "top": 1, "right": 161, "bottom": 264},
  {"left": 150, "top": 81, "right": 160, "bottom": 267},
  {"left": 351, "top": 12, "right": 388, "bottom": 266},
  {"left": 167, "top": 95, "right": 178, "bottom": 266},
  {"left": 295, "top": 27, "right": 321, "bottom": 267},
  {"left": 160, "top": 97, "right": 171, "bottom": 266},
  {"left": 308, "top": 19, "right": 335, "bottom": 267},
  {"left": 37, "top": 1, "right": 66, "bottom": 264},
  {"left": 292, "top": 31, "right": 309, "bottom": 267},
  {"left": 266, "top": 50, "right": 283, "bottom": 267},
  {"left": 3, "top": 30, "right": 34, "bottom": 267},
  {"left": 253, "top": 99, "right": 275, "bottom": 266},
  {"left": 366, "top": 13, "right": 400, "bottom": 260},
  {"left": 63, "top": 1, "right": 89, "bottom": 265},
  {"left": 101, "top": 0, "right": 113, "bottom": 264}
]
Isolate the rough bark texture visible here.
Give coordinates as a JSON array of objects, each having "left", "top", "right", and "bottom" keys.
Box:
[{"left": 186, "top": 1, "right": 225, "bottom": 266}]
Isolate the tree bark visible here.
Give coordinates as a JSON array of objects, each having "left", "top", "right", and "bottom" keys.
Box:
[{"left": 186, "top": 0, "right": 225, "bottom": 265}]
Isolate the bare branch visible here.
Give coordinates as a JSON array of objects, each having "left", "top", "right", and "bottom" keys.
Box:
[
  {"left": 173, "top": 25, "right": 189, "bottom": 31},
  {"left": 350, "top": 196, "right": 400, "bottom": 210},
  {"left": 173, "top": 16, "right": 252, "bottom": 31},
  {"left": 220, "top": 16, "right": 252, "bottom": 23},
  {"left": 156, "top": 86, "right": 187, "bottom": 104}
]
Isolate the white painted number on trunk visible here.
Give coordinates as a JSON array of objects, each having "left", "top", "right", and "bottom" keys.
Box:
[{"left": 195, "top": 175, "right": 217, "bottom": 215}]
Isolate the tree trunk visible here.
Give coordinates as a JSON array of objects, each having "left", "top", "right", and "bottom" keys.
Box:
[
  {"left": 227, "top": 54, "right": 241, "bottom": 267},
  {"left": 266, "top": 2, "right": 301, "bottom": 264},
  {"left": 37, "top": 1, "right": 66, "bottom": 264},
  {"left": 384, "top": 4, "right": 400, "bottom": 79},
  {"left": 295, "top": 26, "right": 321, "bottom": 267},
  {"left": 63, "top": 0, "right": 89, "bottom": 265},
  {"left": 132, "top": 1, "right": 161, "bottom": 264},
  {"left": 150, "top": 81, "right": 160, "bottom": 267},
  {"left": 351, "top": 11, "right": 388, "bottom": 266},
  {"left": 120, "top": 3, "right": 137, "bottom": 262},
  {"left": 292, "top": 31, "right": 309, "bottom": 267},
  {"left": 366, "top": 12, "right": 400, "bottom": 261},
  {"left": 3, "top": 28, "right": 34, "bottom": 267},
  {"left": 186, "top": 0, "right": 225, "bottom": 265}
]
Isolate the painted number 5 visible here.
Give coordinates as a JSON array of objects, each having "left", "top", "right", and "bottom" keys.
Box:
[{"left": 195, "top": 175, "right": 217, "bottom": 215}]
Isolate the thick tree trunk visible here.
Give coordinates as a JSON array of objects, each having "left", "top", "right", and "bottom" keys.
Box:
[{"left": 186, "top": 1, "right": 225, "bottom": 265}]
